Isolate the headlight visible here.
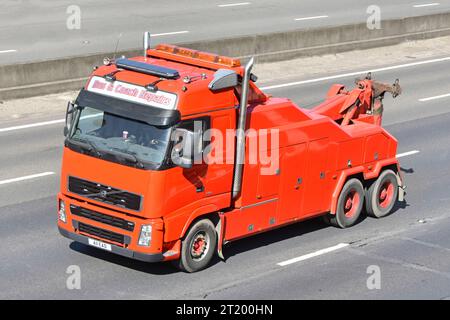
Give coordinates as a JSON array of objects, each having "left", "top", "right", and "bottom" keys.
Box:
[
  {"left": 58, "top": 200, "right": 67, "bottom": 223},
  {"left": 138, "top": 224, "right": 152, "bottom": 246}
]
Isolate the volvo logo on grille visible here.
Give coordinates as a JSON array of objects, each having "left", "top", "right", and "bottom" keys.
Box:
[{"left": 69, "top": 177, "right": 142, "bottom": 211}]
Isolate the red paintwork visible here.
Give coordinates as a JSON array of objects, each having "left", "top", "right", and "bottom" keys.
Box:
[
  {"left": 58, "top": 44, "right": 402, "bottom": 261},
  {"left": 344, "top": 190, "right": 360, "bottom": 218},
  {"left": 379, "top": 181, "right": 395, "bottom": 208}
]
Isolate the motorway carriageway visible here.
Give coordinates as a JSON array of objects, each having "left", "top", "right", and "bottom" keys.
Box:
[
  {"left": 0, "top": 55, "right": 450, "bottom": 299},
  {"left": 1, "top": 0, "right": 450, "bottom": 64}
]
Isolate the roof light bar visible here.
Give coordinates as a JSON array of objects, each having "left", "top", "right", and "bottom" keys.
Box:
[
  {"left": 155, "top": 44, "right": 241, "bottom": 67},
  {"left": 115, "top": 58, "right": 179, "bottom": 79}
]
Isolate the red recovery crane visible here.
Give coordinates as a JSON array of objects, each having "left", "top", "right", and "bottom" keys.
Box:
[
  {"left": 57, "top": 32, "right": 405, "bottom": 272},
  {"left": 313, "top": 72, "right": 402, "bottom": 126}
]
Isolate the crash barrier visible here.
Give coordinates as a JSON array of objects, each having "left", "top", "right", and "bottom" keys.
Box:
[{"left": 1, "top": 12, "right": 450, "bottom": 100}]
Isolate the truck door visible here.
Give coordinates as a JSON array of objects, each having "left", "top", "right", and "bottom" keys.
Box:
[
  {"left": 302, "top": 138, "right": 331, "bottom": 216},
  {"left": 277, "top": 143, "right": 307, "bottom": 222},
  {"left": 200, "top": 114, "right": 235, "bottom": 197}
]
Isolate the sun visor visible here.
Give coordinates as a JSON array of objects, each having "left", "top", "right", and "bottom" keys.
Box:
[{"left": 75, "top": 89, "right": 180, "bottom": 127}]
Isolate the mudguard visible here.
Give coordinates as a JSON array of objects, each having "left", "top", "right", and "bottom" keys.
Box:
[{"left": 216, "top": 212, "right": 226, "bottom": 260}]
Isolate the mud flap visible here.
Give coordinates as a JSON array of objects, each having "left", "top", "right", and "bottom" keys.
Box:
[
  {"left": 216, "top": 213, "right": 226, "bottom": 260},
  {"left": 396, "top": 172, "right": 406, "bottom": 202}
]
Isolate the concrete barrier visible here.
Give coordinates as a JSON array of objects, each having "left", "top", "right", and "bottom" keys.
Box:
[{"left": 1, "top": 12, "right": 450, "bottom": 100}]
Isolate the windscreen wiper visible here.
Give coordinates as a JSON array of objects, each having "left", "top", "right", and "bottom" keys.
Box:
[
  {"left": 67, "top": 138, "right": 102, "bottom": 157},
  {"left": 68, "top": 137, "right": 146, "bottom": 168},
  {"left": 102, "top": 148, "right": 145, "bottom": 168}
]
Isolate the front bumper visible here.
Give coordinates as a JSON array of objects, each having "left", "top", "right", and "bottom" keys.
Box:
[{"left": 58, "top": 226, "right": 164, "bottom": 263}]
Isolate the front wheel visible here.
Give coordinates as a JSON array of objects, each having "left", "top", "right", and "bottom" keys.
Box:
[
  {"left": 365, "top": 169, "right": 399, "bottom": 218},
  {"left": 175, "top": 219, "right": 217, "bottom": 273}
]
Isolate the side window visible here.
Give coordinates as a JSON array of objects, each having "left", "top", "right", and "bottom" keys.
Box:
[{"left": 178, "top": 116, "right": 211, "bottom": 152}]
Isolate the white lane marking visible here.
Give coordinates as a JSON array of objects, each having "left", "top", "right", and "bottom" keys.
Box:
[
  {"left": 419, "top": 92, "right": 450, "bottom": 102},
  {"left": 0, "top": 119, "right": 65, "bottom": 133},
  {"left": 3, "top": 56, "right": 450, "bottom": 134},
  {"left": 0, "top": 172, "right": 55, "bottom": 186},
  {"left": 0, "top": 113, "right": 101, "bottom": 133},
  {"left": 413, "top": 3, "right": 440, "bottom": 8},
  {"left": 277, "top": 243, "right": 349, "bottom": 267},
  {"left": 261, "top": 56, "right": 450, "bottom": 91},
  {"left": 0, "top": 113, "right": 103, "bottom": 133},
  {"left": 0, "top": 49, "right": 17, "bottom": 54},
  {"left": 295, "top": 15, "right": 329, "bottom": 21},
  {"left": 151, "top": 31, "right": 189, "bottom": 37},
  {"left": 397, "top": 150, "right": 420, "bottom": 158},
  {"left": 218, "top": 2, "right": 250, "bottom": 7}
]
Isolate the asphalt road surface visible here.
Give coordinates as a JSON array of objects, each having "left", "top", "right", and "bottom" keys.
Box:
[
  {"left": 1, "top": 54, "right": 450, "bottom": 299},
  {"left": 1, "top": 0, "right": 450, "bottom": 64}
]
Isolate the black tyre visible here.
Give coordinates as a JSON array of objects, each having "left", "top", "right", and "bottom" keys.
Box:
[
  {"left": 176, "top": 219, "right": 217, "bottom": 273},
  {"left": 327, "top": 178, "right": 364, "bottom": 228},
  {"left": 365, "top": 169, "right": 398, "bottom": 218}
]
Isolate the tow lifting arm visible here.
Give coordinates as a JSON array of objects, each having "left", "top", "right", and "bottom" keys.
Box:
[{"left": 312, "top": 73, "right": 402, "bottom": 126}]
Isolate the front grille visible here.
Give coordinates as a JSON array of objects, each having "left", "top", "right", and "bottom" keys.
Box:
[
  {"left": 78, "top": 222, "right": 125, "bottom": 245},
  {"left": 70, "top": 205, "right": 135, "bottom": 231},
  {"left": 68, "top": 176, "right": 142, "bottom": 211}
]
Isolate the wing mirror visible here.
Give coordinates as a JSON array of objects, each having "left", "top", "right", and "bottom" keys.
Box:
[
  {"left": 64, "top": 101, "right": 76, "bottom": 137},
  {"left": 208, "top": 69, "right": 238, "bottom": 91},
  {"left": 170, "top": 128, "right": 202, "bottom": 169}
]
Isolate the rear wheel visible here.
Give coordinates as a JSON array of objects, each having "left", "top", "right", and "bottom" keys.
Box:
[
  {"left": 175, "top": 219, "right": 217, "bottom": 273},
  {"left": 365, "top": 169, "right": 398, "bottom": 218},
  {"left": 327, "top": 178, "right": 364, "bottom": 228}
]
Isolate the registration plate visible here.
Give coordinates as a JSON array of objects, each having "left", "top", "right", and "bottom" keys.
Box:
[{"left": 88, "top": 238, "right": 112, "bottom": 251}]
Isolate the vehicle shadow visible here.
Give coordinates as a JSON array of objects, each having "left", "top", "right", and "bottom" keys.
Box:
[
  {"left": 220, "top": 216, "right": 329, "bottom": 261},
  {"left": 380, "top": 199, "right": 409, "bottom": 218},
  {"left": 400, "top": 167, "right": 414, "bottom": 174},
  {"left": 221, "top": 201, "right": 410, "bottom": 261},
  {"left": 69, "top": 242, "right": 177, "bottom": 275},
  {"left": 68, "top": 217, "right": 332, "bottom": 274},
  {"left": 69, "top": 199, "right": 410, "bottom": 274}
]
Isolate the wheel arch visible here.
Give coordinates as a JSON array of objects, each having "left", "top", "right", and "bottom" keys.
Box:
[
  {"left": 179, "top": 208, "right": 228, "bottom": 261},
  {"left": 330, "top": 158, "right": 400, "bottom": 214},
  {"left": 363, "top": 162, "right": 400, "bottom": 190},
  {"left": 180, "top": 206, "right": 221, "bottom": 240}
]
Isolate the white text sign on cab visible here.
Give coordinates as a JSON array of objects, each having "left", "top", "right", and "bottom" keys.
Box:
[{"left": 87, "top": 76, "right": 178, "bottom": 110}]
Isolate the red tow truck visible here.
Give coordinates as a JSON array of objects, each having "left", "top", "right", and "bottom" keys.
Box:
[{"left": 57, "top": 32, "right": 404, "bottom": 272}]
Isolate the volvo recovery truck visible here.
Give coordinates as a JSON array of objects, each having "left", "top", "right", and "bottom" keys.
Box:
[{"left": 57, "top": 32, "right": 404, "bottom": 272}]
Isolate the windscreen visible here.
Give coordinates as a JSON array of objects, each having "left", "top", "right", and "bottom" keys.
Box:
[{"left": 69, "top": 105, "right": 172, "bottom": 168}]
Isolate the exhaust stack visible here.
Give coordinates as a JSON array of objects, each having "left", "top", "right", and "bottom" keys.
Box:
[
  {"left": 232, "top": 57, "right": 254, "bottom": 199},
  {"left": 143, "top": 31, "right": 151, "bottom": 59}
]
